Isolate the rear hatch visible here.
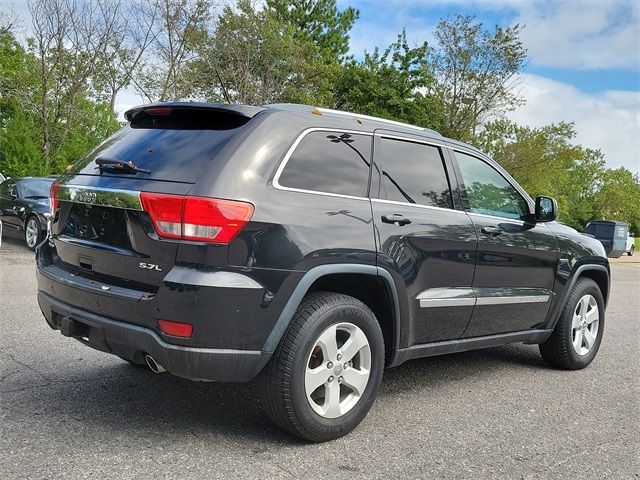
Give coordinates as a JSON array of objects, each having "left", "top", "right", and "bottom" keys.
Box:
[{"left": 48, "top": 103, "right": 262, "bottom": 293}]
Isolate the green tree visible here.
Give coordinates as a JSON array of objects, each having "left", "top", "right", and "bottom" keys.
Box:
[
  {"left": 593, "top": 168, "right": 640, "bottom": 231},
  {"left": 476, "top": 119, "right": 606, "bottom": 229},
  {"left": 192, "top": 0, "right": 331, "bottom": 105},
  {"left": 0, "top": 18, "right": 119, "bottom": 177},
  {"left": 429, "top": 15, "right": 526, "bottom": 141},
  {"left": 266, "top": 0, "right": 358, "bottom": 61},
  {"left": 333, "top": 32, "right": 442, "bottom": 129},
  {"left": 134, "top": 0, "right": 213, "bottom": 102}
]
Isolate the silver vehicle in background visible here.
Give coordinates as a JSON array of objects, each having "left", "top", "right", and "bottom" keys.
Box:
[{"left": 625, "top": 234, "right": 635, "bottom": 256}]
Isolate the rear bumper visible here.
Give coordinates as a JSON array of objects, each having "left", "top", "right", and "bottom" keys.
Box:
[{"left": 38, "top": 291, "right": 270, "bottom": 382}]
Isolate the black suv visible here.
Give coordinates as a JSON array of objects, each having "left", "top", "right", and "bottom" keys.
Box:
[{"left": 37, "top": 103, "right": 609, "bottom": 441}]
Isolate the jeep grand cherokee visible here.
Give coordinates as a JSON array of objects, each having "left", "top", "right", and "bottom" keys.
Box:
[{"left": 37, "top": 103, "right": 609, "bottom": 441}]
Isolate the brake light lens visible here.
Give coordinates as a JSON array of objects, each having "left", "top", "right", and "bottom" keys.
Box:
[
  {"left": 140, "top": 192, "right": 254, "bottom": 244},
  {"left": 50, "top": 182, "right": 60, "bottom": 216},
  {"left": 158, "top": 319, "right": 193, "bottom": 338}
]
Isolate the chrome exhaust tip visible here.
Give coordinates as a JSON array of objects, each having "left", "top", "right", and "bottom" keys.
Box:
[{"left": 144, "top": 354, "right": 166, "bottom": 374}]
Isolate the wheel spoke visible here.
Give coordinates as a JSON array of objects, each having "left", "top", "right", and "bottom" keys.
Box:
[
  {"left": 305, "top": 366, "right": 328, "bottom": 394},
  {"left": 583, "top": 328, "right": 596, "bottom": 350},
  {"left": 342, "top": 368, "right": 369, "bottom": 396},
  {"left": 578, "top": 296, "right": 589, "bottom": 316},
  {"left": 323, "top": 381, "right": 341, "bottom": 417},
  {"left": 585, "top": 306, "right": 599, "bottom": 325},
  {"left": 340, "top": 328, "right": 368, "bottom": 363},
  {"left": 573, "top": 329, "right": 583, "bottom": 351},
  {"left": 316, "top": 324, "right": 338, "bottom": 361}
]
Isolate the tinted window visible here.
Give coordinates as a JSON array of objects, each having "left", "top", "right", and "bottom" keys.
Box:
[
  {"left": 377, "top": 137, "right": 452, "bottom": 208},
  {"left": 70, "top": 108, "right": 251, "bottom": 183},
  {"left": 278, "top": 131, "right": 372, "bottom": 197},
  {"left": 19, "top": 179, "right": 54, "bottom": 198},
  {"left": 587, "top": 223, "right": 614, "bottom": 239},
  {"left": 455, "top": 151, "right": 529, "bottom": 220}
]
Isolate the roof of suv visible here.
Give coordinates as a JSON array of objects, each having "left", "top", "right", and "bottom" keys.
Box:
[{"left": 123, "top": 101, "right": 489, "bottom": 158}]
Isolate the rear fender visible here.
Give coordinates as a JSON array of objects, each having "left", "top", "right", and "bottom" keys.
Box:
[{"left": 261, "top": 264, "right": 401, "bottom": 357}]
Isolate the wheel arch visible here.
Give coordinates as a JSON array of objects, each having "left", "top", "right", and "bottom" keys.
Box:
[
  {"left": 261, "top": 264, "right": 402, "bottom": 365},
  {"left": 546, "top": 264, "right": 610, "bottom": 331}
]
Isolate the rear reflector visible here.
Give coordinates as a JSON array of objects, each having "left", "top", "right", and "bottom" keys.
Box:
[
  {"left": 140, "top": 192, "right": 253, "bottom": 244},
  {"left": 50, "top": 182, "right": 60, "bottom": 216},
  {"left": 158, "top": 319, "right": 193, "bottom": 338}
]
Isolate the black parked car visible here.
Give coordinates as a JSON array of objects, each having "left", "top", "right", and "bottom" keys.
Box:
[
  {"left": 37, "top": 103, "right": 609, "bottom": 441},
  {"left": 0, "top": 176, "right": 54, "bottom": 250}
]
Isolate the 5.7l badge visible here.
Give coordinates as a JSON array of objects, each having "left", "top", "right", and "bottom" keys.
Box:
[{"left": 139, "top": 262, "right": 162, "bottom": 272}]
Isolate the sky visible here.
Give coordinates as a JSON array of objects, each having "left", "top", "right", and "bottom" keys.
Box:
[
  {"left": 341, "top": 0, "right": 640, "bottom": 174},
  {"left": 4, "top": 0, "right": 639, "bottom": 173}
]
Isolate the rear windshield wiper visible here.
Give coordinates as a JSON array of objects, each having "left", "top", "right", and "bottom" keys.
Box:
[{"left": 95, "top": 157, "right": 150, "bottom": 174}]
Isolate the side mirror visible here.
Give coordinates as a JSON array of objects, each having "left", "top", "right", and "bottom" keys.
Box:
[{"left": 535, "top": 196, "right": 557, "bottom": 222}]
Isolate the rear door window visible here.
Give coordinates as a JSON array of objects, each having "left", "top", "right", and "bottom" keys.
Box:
[
  {"left": 375, "top": 136, "right": 453, "bottom": 209},
  {"left": 277, "top": 131, "right": 372, "bottom": 197}
]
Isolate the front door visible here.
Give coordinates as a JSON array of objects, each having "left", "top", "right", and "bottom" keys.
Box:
[
  {"left": 371, "top": 131, "right": 477, "bottom": 347},
  {"left": 451, "top": 149, "right": 558, "bottom": 337}
]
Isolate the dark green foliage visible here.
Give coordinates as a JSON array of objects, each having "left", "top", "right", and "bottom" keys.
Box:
[
  {"left": 334, "top": 31, "right": 442, "bottom": 130},
  {"left": 266, "top": 0, "right": 359, "bottom": 61},
  {"left": 475, "top": 119, "right": 640, "bottom": 230}
]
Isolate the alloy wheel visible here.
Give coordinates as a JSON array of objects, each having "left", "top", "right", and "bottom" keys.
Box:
[
  {"left": 26, "top": 218, "right": 39, "bottom": 248},
  {"left": 571, "top": 294, "right": 599, "bottom": 356},
  {"left": 304, "top": 322, "right": 371, "bottom": 419}
]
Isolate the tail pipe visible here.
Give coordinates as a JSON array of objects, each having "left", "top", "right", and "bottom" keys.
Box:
[{"left": 144, "top": 354, "right": 166, "bottom": 374}]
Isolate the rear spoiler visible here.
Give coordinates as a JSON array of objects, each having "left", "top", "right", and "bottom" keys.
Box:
[{"left": 124, "top": 102, "right": 265, "bottom": 123}]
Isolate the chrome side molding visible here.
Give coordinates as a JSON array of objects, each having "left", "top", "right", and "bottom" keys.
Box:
[{"left": 416, "top": 287, "right": 552, "bottom": 308}]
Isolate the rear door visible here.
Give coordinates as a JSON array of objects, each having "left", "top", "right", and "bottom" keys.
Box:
[
  {"left": 450, "top": 149, "right": 558, "bottom": 337},
  {"left": 371, "top": 131, "right": 477, "bottom": 346}
]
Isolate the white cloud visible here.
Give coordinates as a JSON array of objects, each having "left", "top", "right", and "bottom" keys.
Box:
[
  {"left": 507, "top": 74, "right": 640, "bottom": 174},
  {"left": 357, "top": 0, "right": 640, "bottom": 71},
  {"left": 515, "top": 0, "right": 640, "bottom": 71}
]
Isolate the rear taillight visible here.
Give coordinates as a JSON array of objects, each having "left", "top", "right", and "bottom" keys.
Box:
[
  {"left": 140, "top": 192, "right": 254, "bottom": 244},
  {"left": 49, "top": 182, "right": 60, "bottom": 216}
]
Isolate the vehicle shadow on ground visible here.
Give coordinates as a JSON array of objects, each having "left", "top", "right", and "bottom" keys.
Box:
[{"left": 6, "top": 343, "right": 551, "bottom": 444}]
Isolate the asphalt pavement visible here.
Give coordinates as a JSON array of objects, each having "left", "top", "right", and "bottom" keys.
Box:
[{"left": 1, "top": 230, "right": 638, "bottom": 479}]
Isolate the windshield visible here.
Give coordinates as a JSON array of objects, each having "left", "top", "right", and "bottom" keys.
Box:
[{"left": 19, "top": 179, "right": 54, "bottom": 198}]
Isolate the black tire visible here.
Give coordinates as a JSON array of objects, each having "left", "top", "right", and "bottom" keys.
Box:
[
  {"left": 259, "top": 292, "right": 385, "bottom": 442},
  {"left": 628, "top": 246, "right": 634, "bottom": 256},
  {"left": 539, "top": 278, "right": 605, "bottom": 370},
  {"left": 25, "top": 216, "right": 43, "bottom": 251}
]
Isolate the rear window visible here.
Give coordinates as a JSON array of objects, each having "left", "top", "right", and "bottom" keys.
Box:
[
  {"left": 69, "top": 109, "right": 252, "bottom": 183},
  {"left": 278, "top": 131, "right": 372, "bottom": 197},
  {"left": 588, "top": 223, "right": 615, "bottom": 238}
]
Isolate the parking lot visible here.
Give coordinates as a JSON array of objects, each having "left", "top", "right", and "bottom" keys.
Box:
[{"left": 1, "top": 231, "right": 638, "bottom": 479}]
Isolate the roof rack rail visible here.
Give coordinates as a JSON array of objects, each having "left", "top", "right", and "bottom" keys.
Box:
[{"left": 266, "top": 103, "right": 442, "bottom": 137}]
